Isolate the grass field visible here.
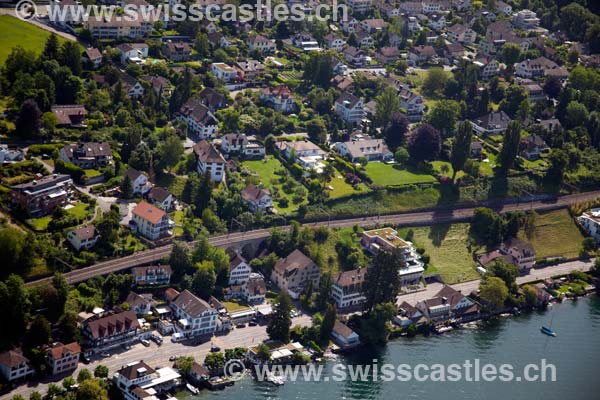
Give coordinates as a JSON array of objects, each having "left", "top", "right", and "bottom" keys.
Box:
[
  {"left": 327, "top": 166, "right": 370, "bottom": 199},
  {"left": 66, "top": 202, "right": 89, "bottom": 219},
  {"left": 222, "top": 301, "right": 250, "bottom": 313},
  {"left": 364, "top": 162, "right": 436, "bottom": 187},
  {"left": 518, "top": 209, "right": 585, "bottom": 259},
  {"left": 0, "top": 15, "right": 69, "bottom": 64},
  {"left": 399, "top": 223, "right": 480, "bottom": 284}
]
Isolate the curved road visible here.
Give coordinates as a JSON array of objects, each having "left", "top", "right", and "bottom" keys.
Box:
[{"left": 25, "top": 190, "right": 600, "bottom": 287}]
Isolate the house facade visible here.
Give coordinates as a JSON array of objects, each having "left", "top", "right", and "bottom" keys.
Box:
[
  {"left": 170, "top": 290, "right": 218, "bottom": 338},
  {"left": 67, "top": 225, "right": 99, "bottom": 251},
  {"left": 193, "top": 140, "right": 226, "bottom": 182},
  {"left": 11, "top": 174, "right": 73, "bottom": 217},
  {"left": 335, "top": 92, "right": 365, "bottom": 123},
  {"left": 59, "top": 142, "right": 112, "bottom": 169},
  {"left": 82, "top": 310, "right": 140, "bottom": 348},
  {"left": 0, "top": 351, "right": 35, "bottom": 382},
  {"left": 241, "top": 184, "right": 273, "bottom": 212},
  {"left": 270, "top": 249, "right": 320, "bottom": 299},
  {"left": 332, "top": 268, "right": 366, "bottom": 309},
  {"left": 131, "top": 200, "right": 173, "bottom": 241},
  {"left": 132, "top": 265, "right": 172, "bottom": 286},
  {"left": 178, "top": 98, "right": 219, "bottom": 139},
  {"left": 47, "top": 342, "right": 81, "bottom": 376},
  {"left": 259, "top": 86, "right": 296, "bottom": 113}
]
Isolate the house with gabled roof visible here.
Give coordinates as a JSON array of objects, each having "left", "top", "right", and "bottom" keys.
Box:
[
  {"left": 59, "top": 142, "right": 112, "bottom": 169},
  {"left": 82, "top": 309, "right": 140, "bottom": 347},
  {"left": 323, "top": 33, "right": 346, "bottom": 51},
  {"left": 193, "top": 140, "right": 226, "bottom": 182},
  {"left": 335, "top": 92, "right": 365, "bottom": 123},
  {"left": 83, "top": 47, "right": 103, "bottom": 69},
  {"left": 170, "top": 289, "right": 218, "bottom": 338},
  {"left": 124, "top": 167, "right": 152, "bottom": 195},
  {"left": 131, "top": 200, "right": 173, "bottom": 240},
  {"left": 332, "top": 268, "right": 366, "bottom": 309},
  {"left": 67, "top": 225, "right": 99, "bottom": 251},
  {"left": 161, "top": 41, "right": 192, "bottom": 61},
  {"left": 227, "top": 248, "right": 252, "bottom": 285},
  {"left": 147, "top": 186, "right": 175, "bottom": 211},
  {"left": 270, "top": 249, "right": 320, "bottom": 299},
  {"left": 259, "top": 86, "right": 296, "bottom": 113},
  {"left": 409, "top": 45, "right": 437, "bottom": 65},
  {"left": 331, "top": 320, "right": 360, "bottom": 350},
  {"left": 334, "top": 137, "right": 393, "bottom": 163},
  {"left": 47, "top": 342, "right": 81, "bottom": 376},
  {"left": 241, "top": 184, "right": 273, "bottom": 212},
  {"left": 246, "top": 34, "right": 276, "bottom": 53},
  {"left": 198, "top": 87, "right": 228, "bottom": 112},
  {"left": 416, "top": 285, "right": 478, "bottom": 322},
  {"left": 0, "top": 350, "right": 35, "bottom": 382},
  {"left": 51, "top": 105, "right": 88, "bottom": 128},
  {"left": 178, "top": 98, "right": 219, "bottom": 139},
  {"left": 471, "top": 111, "right": 512, "bottom": 136}
]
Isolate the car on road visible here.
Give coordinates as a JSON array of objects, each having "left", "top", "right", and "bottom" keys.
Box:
[
  {"left": 81, "top": 354, "right": 91, "bottom": 363},
  {"left": 210, "top": 345, "right": 221, "bottom": 353},
  {"left": 100, "top": 351, "right": 110, "bottom": 358},
  {"left": 140, "top": 339, "right": 150, "bottom": 347},
  {"left": 236, "top": 323, "right": 246, "bottom": 329},
  {"left": 248, "top": 320, "right": 258, "bottom": 326},
  {"left": 150, "top": 335, "right": 163, "bottom": 345},
  {"left": 122, "top": 343, "right": 132, "bottom": 350}
]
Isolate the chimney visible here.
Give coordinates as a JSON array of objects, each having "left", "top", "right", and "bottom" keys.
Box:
[{"left": 442, "top": 296, "right": 448, "bottom": 304}]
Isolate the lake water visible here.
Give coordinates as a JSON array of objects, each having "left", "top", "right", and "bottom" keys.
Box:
[{"left": 180, "top": 296, "right": 600, "bottom": 400}]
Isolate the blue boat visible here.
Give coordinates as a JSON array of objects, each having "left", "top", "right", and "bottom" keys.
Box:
[{"left": 540, "top": 326, "right": 556, "bottom": 337}]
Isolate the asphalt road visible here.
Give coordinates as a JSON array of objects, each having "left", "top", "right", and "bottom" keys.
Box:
[
  {"left": 2, "top": 315, "right": 312, "bottom": 400},
  {"left": 24, "top": 190, "right": 600, "bottom": 287}
]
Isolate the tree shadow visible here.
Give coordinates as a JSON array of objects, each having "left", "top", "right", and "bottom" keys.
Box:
[
  {"left": 428, "top": 223, "right": 451, "bottom": 247},
  {"left": 488, "top": 172, "right": 508, "bottom": 199}
]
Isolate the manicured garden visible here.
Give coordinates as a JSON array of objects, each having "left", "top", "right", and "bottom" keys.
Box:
[
  {"left": 222, "top": 300, "right": 250, "bottom": 313},
  {"left": 364, "top": 162, "right": 436, "bottom": 187}
]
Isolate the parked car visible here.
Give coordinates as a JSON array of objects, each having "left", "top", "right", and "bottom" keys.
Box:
[
  {"left": 140, "top": 339, "right": 150, "bottom": 347},
  {"left": 150, "top": 335, "right": 163, "bottom": 345},
  {"left": 100, "top": 351, "right": 110, "bottom": 358},
  {"left": 210, "top": 345, "right": 221, "bottom": 353},
  {"left": 236, "top": 323, "right": 246, "bottom": 329},
  {"left": 122, "top": 343, "right": 131, "bottom": 350},
  {"left": 169, "top": 355, "right": 179, "bottom": 361},
  {"left": 81, "top": 354, "right": 91, "bottom": 363},
  {"left": 248, "top": 320, "right": 258, "bottom": 326}
]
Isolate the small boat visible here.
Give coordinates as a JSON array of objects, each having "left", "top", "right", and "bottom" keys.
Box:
[
  {"left": 266, "top": 372, "right": 284, "bottom": 386},
  {"left": 540, "top": 326, "right": 556, "bottom": 337},
  {"left": 186, "top": 383, "right": 200, "bottom": 394}
]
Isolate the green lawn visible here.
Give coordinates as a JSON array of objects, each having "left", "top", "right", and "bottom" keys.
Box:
[
  {"left": 84, "top": 169, "right": 102, "bottom": 178},
  {"left": 66, "top": 202, "right": 89, "bottom": 219},
  {"left": 243, "top": 157, "right": 307, "bottom": 214},
  {"left": 172, "top": 210, "right": 184, "bottom": 236},
  {"left": 222, "top": 301, "right": 250, "bottom": 313},
  {"left": 27, "top": 216, "right": 52, "bottom": 231},
  {"left": 364, "top": 162, "right": 436, "bottom": 187},
  {"left": 327, "top": 167, "right": 370, "bottom": 199},
  {"left": 399, "top": 223, "right": 480, "bottom": 284},
  {"left": 0, "top": 15, "right": 70, "bottom": 64},
  {"left": 518, "top": 209, "right": 585, "bottom": 259},
  {"left": 431, "top": 161, "right": 464, "bottom": 180}
]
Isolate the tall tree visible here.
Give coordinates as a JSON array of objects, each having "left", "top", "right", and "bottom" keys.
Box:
[
  {"left": 375, "top": 86, "right": 400, "bottom": 128},
  {"left": 319, "top": 303, "right": 337, "bottom": 344},
  {"left": 191, "top": 261, "right": 216, "bottom": 300},
  {"left": 157, "top": 135, "right": 184, "bottom": 171},
  {"left": 498, "top": 121, "right": 521, "bottom": 172},
  {"left": 42, "top": 34, "right": 60, "bottom": 61},
  {"left": 362, "top": 250, "right": 403, "bottom": 313},
  {"left": 15, "top": 99, "right": 42, "bottom": 138},
  {"left": 407, "top": 123, "right": 442, "bottom": 162},
  {"left": 480, "top": 276, "right": 509, "bottom": 310},
  {"left": 383, "top": 111, "right": 410, "bottom": 150},
  {"left": 59, "top": 41, "right": 82, "bottom": 76},
  {"left": 267, "top": 292, "right": 293, "bottom": 343},
  {"left": 426, "top": 100, "right": 460, "bottom": 137},
  {"left": 450, "top": 121, "right": 473, "bottom": 182}
]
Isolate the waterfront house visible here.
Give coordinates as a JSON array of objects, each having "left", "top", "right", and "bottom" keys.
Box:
[
  {"left": 131, "top": 200, "right": 174, "bottom": 241},
  {"left": 331, "top": 320, "right": 360, "bottom": 350},
  {"left": 332, "top": 268, "right": 366, "bottom": 309},
  {"left": 11, "top": 174, "right": 73, "bottom": 217},
  {"left": 59, "top": 142, "right": 112, "bottom": 169},
  {"left": 193, "top": 140, "right": 226, "bottom": 182},
  {"left": 0, "top": 351, "right": 35, "bottom": 382},
  {"left": 67, "top": 225, "right": 99, "bottom": 251},
  {"left": 47, "top": 342, "right": 81, "bottom": 376},
  {"left": 393, "top": 302, "right": 426, "bottom": 327},
  {"left": 270, "top": 249, "right": 320, "bottom": 299},
  {"left": 416, "top": 285, "right": 478, "bottom": 322},
  {"left": 81, "top": 310, "right": 140, "bottom": 348},
  {"left": 361, "top": 227, "right": 425, "bottom": 286},
  {"left": 113, "top": 361, "right": 181, "bottom": 400},
  {"left": 131, "top": 265, "right": 172, "bottom": 286},
  {"left": 170, "top": 290, "right": 218, "bottom": 339}
]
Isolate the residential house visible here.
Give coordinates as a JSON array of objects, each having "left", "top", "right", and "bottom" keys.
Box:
[
  {"left": 132, "top": 265, "right": 172, "bottom": 286},
  {"left": 332, "top": 268, "right": 366, "bottom": 309},
  {"left": 124, "top": 168, "right": 152, "bottom": 195},
  {"left": 67, "top": 225, "right": 99, "bottom": 251},
  {"left": 428, "top": 13, "right": 446, "bottom": 31},
  {"left": 578, "top": 209, "right": 600, "bottom": 244},
  {"left": 275, "top": 140, "right": 327, "bottom": 172},
  {"left": 82, "top": 310, "right": 140, "bottom": 348},
  {"left": 512, "top": 9, "right": 540, "bottom": 30},
  {"left": 355, "top": 30, "right": 374, "bottom": 48},
  {"left": 387, "top": 77, "right": 426, "bottom": 116},
  {"left": 161, "top": 41, "right": 192, "bottom": 61},
  {"left": 444, "top": 42, "right": 465, "bottom": 60},
  {"left": 446, "top": 24, "right": 477, "bottom": 44},
  {"left": 377, "top": 2, "right": 400, "bottom": 18},
  {"left": 334, "top": 138, "right": 393, "bottom": 162},
  {"left": 0, "top": 351, "right": 34, "bottom": 382},
  {"left": 241, "top": 184, "right": 273, "bottom": 212},
  {"left": 199, "top": 19, "right": 218, "bottom": 33},
  {"left": 170, "top": 289, "right": 218, "bottom": 338},
  {"left": 343, "top": 46, "right": 368, "bottom": 66},
  {"left": 270, "top": 249, "right": 320, "bottom": 299},
  {"left": 332, "top": 75, "right": 355, "bottom": 91},
  {"left": 211, "top": 63, "right": 238, "bottom": 83},
  {"left": 83, "top": 47, "right": 103, "bottom": 69},
  {"left": 422, "top": 0, "right": 447, "bottom": 13},
  {"left": 346, "top": 0, "right": 372, "bottom": 14},
  {"left": 242, "top": 275, "right": 267, "bottom": 304},
  {"left": 234, "top": 60, "right": 266, "bottom": 81},
  {"left": 470, "top": 141, "right": 484, "bottom": 159},
  {"left": 246, "top": 35, "right": 276, "bottom": 54},
  {"left": 400, "top": 1, "right": 422, "bottom": 14},
  {"left": 515, "top": 57, "right": 560, "bottom": 79},
  {"left": 341, "top": 18, "right": 359, "bottom": 34},
  {"left": 85, "top": 15, "right": 154, "bottom": 39},
  {"left": 0, "top": 145, "right": 23, "bottom": 164},
  {"left": 221, "top": 134, "right": 265, "bottom": 159},
  {"left": 47, "top": 342, "right": 81, "bottom": 376},
  {"left": 113, "top": 361, "right": 181, "bottom": 400},
  {"left": 11, "top": 174, "right": 73, "bottom": 217},
  {"left": 360, "top": 18, "right": 386, "bottom": 33},
  {"left": 59, "top": 142, "right": 112, "bottom": 169},
  {"left": 323, "top": 33, "right": 346, "bottom": 51},
  {"left": 116, "top": 43, "right": 149, "bottom": 65},
  {"left": 499, "top": 237, "right": 536, "bottom": 272},
  {"left": 259, "top": 86, "right": 296, "bottom": 113},
  {"left": 409, "top": 45, "right": 437, "bottom": 65},
  {"left": 51, "top": 105, "right": 88, "bottom": 128},
  {"left": 147, "top": 186, "right": 175, "bottom": 211},
  {"left": 376, "top": 47, "right": 400, "bottom": 64},
  {"left": 470, "top": 111, "right": 512, "bottom": 135},
  {"left": 495, "top": 0, "right": 512, "bottom": 15},
  {"left": 361, "top": 227, "right": 424, "bottom": 286},
  {"left": 331, "top": 320, "right": 360, "bottom": 350},
  {"left": 198, "top": 87, "right": 227, "bottom": 112},
  {"left": 473, "top": 56, "right": 499, "bottom": 80},
  {"left": 118, "top": 73, "right": 145, "bottom": 98},
  {"left": 125, "top": 292, "right": 154, "bottom": 314},
  {"left": 131, "top": 200, "right": 174, "bottom": 240},
  {"left": 393, "top": 302, "right": 426, "bottom": 327},
  {"left": 335, "top": 92, "right": 365, "bottom": 124},
  {"left": 178, "top": 98, "right": 219, "bottom": 139},
  {"left": 189, "top": 362, "right": 210, "bottom": 385},
  {"left": 291, "top": 33, "right": 321, "bottom": 51},
  {"left": 416, "top": 285, "right": 478, "bottom": 321},
  {"left": 228, "top": 249, "right": 252, "bottom": 285},
  {"left": 193, "top": 140, "right": 226, "bottom": 182},
  {"left": 139, "top": 75, "right": 172, "bottom": 97}
]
